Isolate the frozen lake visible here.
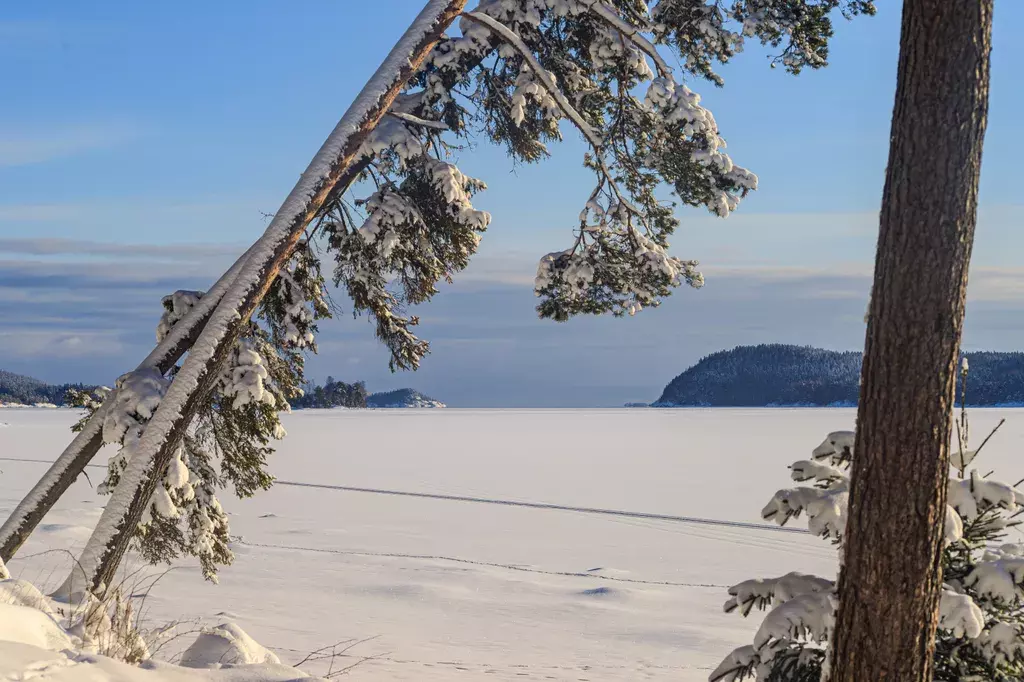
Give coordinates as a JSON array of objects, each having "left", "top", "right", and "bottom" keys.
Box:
[{"left": 3, "top": 407, "right": 1023, "bottom": 681}]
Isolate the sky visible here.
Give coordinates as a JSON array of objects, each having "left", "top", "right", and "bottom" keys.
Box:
[{"left": 1, "top": 1, "right": 1022, "bottom": 407}]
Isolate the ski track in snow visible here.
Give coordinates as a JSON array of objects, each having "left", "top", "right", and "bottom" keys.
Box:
[
  {"left": 0, "top": 457, "right": 805, "bottom": 537},
  {"left": 234, "top": 539, "right": 730, "bottom": 589}
]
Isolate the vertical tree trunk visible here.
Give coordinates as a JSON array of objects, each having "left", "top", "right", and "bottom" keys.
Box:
[
  {"left": 828, "top": 1, "right": 992, "bottom": 680},
  {"left": 58, "top": 0, "right": 466, "bottom": 598}
]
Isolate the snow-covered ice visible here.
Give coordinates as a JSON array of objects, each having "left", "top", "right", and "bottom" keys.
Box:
[{"left": 3, "top": 407, "right": 1022, "bottom": 680}]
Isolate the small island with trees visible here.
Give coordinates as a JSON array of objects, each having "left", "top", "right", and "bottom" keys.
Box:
[{"left": 0, "top": 370, "right": 444, "bottom": 410}]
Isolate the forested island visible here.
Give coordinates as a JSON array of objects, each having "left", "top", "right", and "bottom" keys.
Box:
[
  {"left": 0, "top": 370, "right": 87, "bottom": 406},
  {"left": 654, "top": 344, "right": 1024, "bottom": 407}
]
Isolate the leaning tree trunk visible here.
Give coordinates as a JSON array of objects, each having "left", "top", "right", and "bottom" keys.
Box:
[
  {"left": 57, "top": 0, "right": 467, "bottom": 598},
  {"left": 0, "top": 152, "right": 376, "bottom": 565},
  {"left": 827, "top": 1, "right": 993, "bottom": 680},
  {"left": 3, "top": 6, "right": 507, "bottom": 568},
  {"left": 0, "top": 243, "right": 256, "bottom": 562}
]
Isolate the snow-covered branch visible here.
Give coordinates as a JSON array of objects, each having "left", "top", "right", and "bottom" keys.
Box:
[
  {"left": 386, "top": 110, "right": 449, "bottom": 130},
  {"left": 6, "top": 0, "right": 879, "bottom": 594},
  {"left": 581, "top": 0, "right": 672, "bottom": 78},
  {"left": 460, "top": 11, "right": 602, "bottom": 150}
]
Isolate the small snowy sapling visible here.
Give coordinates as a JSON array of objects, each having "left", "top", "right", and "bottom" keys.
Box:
[{"left": 711, "top": 370, "right": 1024, "bottom": 681}]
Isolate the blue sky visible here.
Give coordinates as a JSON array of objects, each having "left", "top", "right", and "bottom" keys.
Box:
[{"left": 1, "top": 2, "right": 1022, "bottom": 406}]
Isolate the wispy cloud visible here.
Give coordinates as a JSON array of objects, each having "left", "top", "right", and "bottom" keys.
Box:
[
  {"left": 0, "top": 199, "right": 273, "bottom": 246},
  {"left": 0, "top": 237, "right": 245, "bottom": 261},
  {"left": 0, "top": 329, "right": 126, "bottom": 359},
  {"left": 3, "top": 239, "right": 1024, "bottom": 404},
  {"left": 0, "top": 124, "right": 143, "bottom": 167}
]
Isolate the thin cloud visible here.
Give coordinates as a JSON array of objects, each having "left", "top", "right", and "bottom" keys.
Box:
[
  {"left": 0, "top": 329, "right": 126, "bottom": 359},
  {"left": 0, "top": 258, "right": 228, "bottom": 289},
  {"left": 0, "top": 124, "right": 143, "bottom": 167},
  {"left": 0, "top": 199, "right": 273, "bottom": 246},
  {"left": 0, "top": 237, "right": 245, "bottom": 261}
]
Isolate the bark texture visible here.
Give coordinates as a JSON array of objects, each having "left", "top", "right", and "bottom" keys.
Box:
[
  {"left": 79, "top": 0, "right": 466, "bottom": 595},
  {"left": 828, "top": 1, "right": 993, "bottom": 680}
]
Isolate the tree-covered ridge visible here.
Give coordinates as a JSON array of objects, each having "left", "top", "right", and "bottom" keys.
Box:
[
  {"left": 655, "top": 345, "right": 1024, "bottom": 407},
  {"left": 0, "top": 370, "right": 92, "bottom": 406}
]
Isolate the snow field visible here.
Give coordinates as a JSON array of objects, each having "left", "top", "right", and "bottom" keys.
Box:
[{"left": 3, "top": 407, "right": 1022, "bottom": 680}]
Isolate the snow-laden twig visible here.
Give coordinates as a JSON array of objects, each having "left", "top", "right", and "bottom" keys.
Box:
[
  {"left": 60, "top": 0, "right": 466, "bottom": 597},
  {"left": 140, "top": 244, "right": 257, "bottom": 370},
  {"left": 460, "top": 11, "right": 602, "bottom": 150},
  {"left": 581, "top": 0, "right": 671, "bottom": 78},
  {"left": 386, "top": 110, "right": 449, "bottom": 130}
]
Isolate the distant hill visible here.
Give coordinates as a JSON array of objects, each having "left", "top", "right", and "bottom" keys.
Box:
[
  {"left": 0, "top": 370, "right": 88, "bottom": 406},
  {"left": 654, "top": 344, "right": 1024, "bottom": 407},
  {"left": 367, "top": 388, "right": 446, "bottom": 409}
]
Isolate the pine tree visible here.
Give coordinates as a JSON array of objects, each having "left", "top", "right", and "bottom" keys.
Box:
[
  {"left": 0, "top": 0, "right": 876, "bottom": 594},
  {"left": 828, "top": 1, "right": 993, "bottom": 679}
]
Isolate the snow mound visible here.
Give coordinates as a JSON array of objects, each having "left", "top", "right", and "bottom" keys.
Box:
[
  {"left": 0, "top": 603, "right": 73, "bottom": 651},
  {"left": 0, "top": 578, "right": 52, "bottom": 612},
  {"left": 0, "top": 580, "right": 308, "bottom": 682},
  {"left": 180, "top": 623, "right": 281, "bottom": 668},
  {"left": 0, "top": 641, "right": 311, "bottom": 682}
]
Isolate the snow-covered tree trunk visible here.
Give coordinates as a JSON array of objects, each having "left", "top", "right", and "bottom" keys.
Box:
[
  {"left": 0, "top": 245, "right": 255, "bottom": 562},
  {"left": 0, "top": 131, "right": 379, "bottom": 563},
  {"left": 58, "top": 0, "right": 466, "bottom": 597},
  {"left": 827, "top": 2, "right": 992, "bottom": 680}
]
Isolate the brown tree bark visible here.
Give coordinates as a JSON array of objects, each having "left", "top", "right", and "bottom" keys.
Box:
[{"left": 828, "top": 1, "right": 993, "bottom": 680}]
